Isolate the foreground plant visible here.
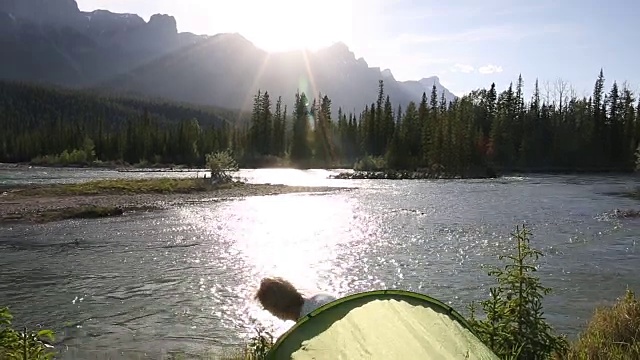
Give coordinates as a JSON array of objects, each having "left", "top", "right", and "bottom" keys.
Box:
[
  {"left": 469, "top": 224, "right": 568, "bottom": 359},
  {"left": 244, "top": 325, "right": 274, "bottom": 360},
  {"left": 0, "top": 307, "right": 56, "bottom": 360},
  {"left": 220, "top": 324, "right": 274, "bottom": 360}
]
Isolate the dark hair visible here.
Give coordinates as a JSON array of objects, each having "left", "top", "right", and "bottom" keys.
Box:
[{"left": 255, "top": 277, "right": 304, "bottom": 317}]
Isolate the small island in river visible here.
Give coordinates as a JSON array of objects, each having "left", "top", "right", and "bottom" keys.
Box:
[{"left": 0, "top": 178, "right": 344, "bottom": 224}]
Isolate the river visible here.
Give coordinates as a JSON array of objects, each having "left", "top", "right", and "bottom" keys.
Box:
[{"left": 0, "top": 167, "right": 639, "bottom": 359}]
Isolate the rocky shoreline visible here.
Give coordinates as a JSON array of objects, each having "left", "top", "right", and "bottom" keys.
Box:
[{"left": 331, "top": 169, "right": 498, "bottom": 180}]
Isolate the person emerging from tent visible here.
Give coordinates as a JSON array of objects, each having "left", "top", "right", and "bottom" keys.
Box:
[{"left": 255, "top": 277, "right": 337, "bottom": 321}]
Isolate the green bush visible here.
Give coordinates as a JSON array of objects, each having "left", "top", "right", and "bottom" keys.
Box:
[
  {"left": 30, "top": 137, "right": 96, "bottom": 167},
  {"left": 468, "top": 225, "right": 569, "bottom": 359},
  {"left": 206, "top": 150, "right": 239, "bottom": 183},
  {"left": 0, "top": 307, "right": 56, "bottom": 359}
]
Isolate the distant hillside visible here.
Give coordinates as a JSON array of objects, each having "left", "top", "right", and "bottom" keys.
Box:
[
  {"left": 0, "top": 80, "right": 251, "bottom": 164},
  {"left": 0, "top": 0, "right": 457, "bottom": 114},
  {"left": 0, "top": 80, "right": 243, "bottom": 129}
]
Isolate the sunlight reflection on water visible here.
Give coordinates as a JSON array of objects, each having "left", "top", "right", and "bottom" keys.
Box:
[
  {"left": 177, "top": 192, "right": 372, "bottom": 338},
  {"left": 236, "top": 168, "right": 354, "bottom": 187}
]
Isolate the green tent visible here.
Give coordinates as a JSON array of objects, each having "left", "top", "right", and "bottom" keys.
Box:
[{"left": 267, "top": 289, "right": 499, "bottom": 360}]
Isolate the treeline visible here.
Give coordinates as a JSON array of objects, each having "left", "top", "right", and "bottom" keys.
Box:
[
  {"left": 1, "top": 70, "right": 639, "bottom": 173},
  {"left": 236, "top": 69, "right": 640, "bottom": 173},
  {"left": 0, "top": 81, "right": 247, "bottom": 165}
]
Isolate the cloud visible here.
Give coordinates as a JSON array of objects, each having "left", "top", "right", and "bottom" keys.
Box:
[
  {"left": 478, "top": 64, "right": 504, "bottom": 74},
  {"left": 450, "top": 63, "right": 474, "bottom": 73}
]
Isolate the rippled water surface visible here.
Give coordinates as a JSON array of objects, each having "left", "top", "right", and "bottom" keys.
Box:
[{"left": 1, "top": 168, "right": 640, "bottom": 359}]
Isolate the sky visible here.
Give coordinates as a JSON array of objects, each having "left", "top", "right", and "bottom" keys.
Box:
[{"left": 76, "top": 0, "right": 639, "bottom": 99}]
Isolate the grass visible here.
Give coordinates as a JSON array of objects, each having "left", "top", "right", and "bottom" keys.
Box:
[
  {"left": 12, "top": 178, "right": 239, "bottom": 197},
  {"left": 559, "top": 289, "right": 640, "bottom": 359}
]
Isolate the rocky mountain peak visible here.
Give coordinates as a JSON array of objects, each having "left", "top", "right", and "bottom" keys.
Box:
[
  {"left": 147, "top": 14, "right": 177, "bottom": 34},
  {"left": 381, "top": 69, "right": 395, "bottom": 80},
  {"left": 0, "top": 0, "right": 80, "bottom": 23},
  {"left": 419, "top": 76, "right": 441, "bottom": 86}
]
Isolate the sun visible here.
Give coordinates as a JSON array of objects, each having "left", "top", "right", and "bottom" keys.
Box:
[{"left": 219, "top": 0, "right": 354, "bottom": 52}]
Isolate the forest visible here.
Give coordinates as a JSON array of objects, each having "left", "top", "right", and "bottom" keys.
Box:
[{"left": 1, "top": 69, "right": 639, "bottom": 174}]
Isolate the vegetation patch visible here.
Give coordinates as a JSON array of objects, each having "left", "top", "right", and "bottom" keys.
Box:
[
  {"left": 0, "top": 307, "right": 56, "bottom": 360},
  {"left": 10, "top": 178, "right": 227, "bottom": 197},
  {"left": 468, "top": 225, "right": 640, "bottom": 359},
  {"left": 468, "top": 225, "right": 569, "bottom": 359},
  {"left": 560, "top": 290, "right": 640, "bottom": 359}
]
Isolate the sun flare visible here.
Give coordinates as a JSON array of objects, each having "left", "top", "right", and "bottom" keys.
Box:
[{"left": 208, "top": 0, "right": 354, "bottom": 52}]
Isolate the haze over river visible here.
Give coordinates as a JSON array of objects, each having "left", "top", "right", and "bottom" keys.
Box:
[{"left": 1, "top": 167, "right": 639, "bottom": 359}]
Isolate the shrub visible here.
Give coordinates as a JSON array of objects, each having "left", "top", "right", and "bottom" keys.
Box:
[
  {"left": 220, "top": 324, "right": 274, "bottom": 360},
  {"left": 206, "top": 150, "right": 239, "bottom": 183},
  {"left": 468, "top": 225, "right": 569, "bottom": 359},
  {"left": 244, "top": 325, "right": 274, "bottom": 360},
  {"left": 0, "top": 307, "right": 56, "bottom": 359},
  {"left": 560, "top": 289, "right": 640, "bottom": 360}
]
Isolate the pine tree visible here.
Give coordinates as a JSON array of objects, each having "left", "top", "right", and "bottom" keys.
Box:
[
  {"left": 290, "top": 91, "right": 312, "bottom": 165},
  {"left": 273, "top": 96, "right": 285, "bottom": 157},
  {"left": 249, "top": 90, "right": 263, "bottom": 156},
  {"left": 260, "top": 91, "right": 273, "bottom": 156}
]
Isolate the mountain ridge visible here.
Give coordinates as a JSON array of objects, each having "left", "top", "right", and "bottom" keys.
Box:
[{"left": 0, "top": 0, "right": 457, "bottom": 114}]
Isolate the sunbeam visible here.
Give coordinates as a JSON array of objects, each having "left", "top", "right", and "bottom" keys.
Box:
[{"left": 238, "top": 52, "right": 273, "bottom": 122}]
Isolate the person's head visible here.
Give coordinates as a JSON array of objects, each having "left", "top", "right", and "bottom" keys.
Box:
[{"left": 255, "top": 277, "right": 304, "bottom": 321}]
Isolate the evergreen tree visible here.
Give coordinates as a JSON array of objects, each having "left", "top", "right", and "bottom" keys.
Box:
[
  {"left": 273, "top": 96, "right": 286, "bottom": 157},
  {"left": 290, "top": 91, "right": 312, "bottom": 164}
]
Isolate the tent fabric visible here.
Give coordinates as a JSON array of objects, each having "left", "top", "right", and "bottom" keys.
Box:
[{"left": 267, "top": 289, "right": 499, "bottom": 360}]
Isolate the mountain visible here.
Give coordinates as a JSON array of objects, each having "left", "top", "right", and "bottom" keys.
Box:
[
  {"left": 100, "top": 39, "right": 458, "bottom": 113},
  {"left": 0, "top": 0, "right": 203, "bottom": 86},
  {"left": 0, "top": 0, "right": 457, "bottom": 114},
  {"left": 398, "top": 76, "right": 457, "bottom": 104}
]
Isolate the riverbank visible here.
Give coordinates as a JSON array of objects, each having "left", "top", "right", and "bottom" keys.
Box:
[
  {"left": 3, "top": 162, "right": 637, "bottom": 176},
  {"left": 0, "top": 161, "right": 202, "bottom": 172},
  {"left": 0, "top": 178, "right": 345, "bottom": 224}
]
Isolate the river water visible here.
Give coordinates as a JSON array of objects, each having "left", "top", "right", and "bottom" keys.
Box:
[{"left": 1, "top": 167, "right": 639, "bottom": 359}]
